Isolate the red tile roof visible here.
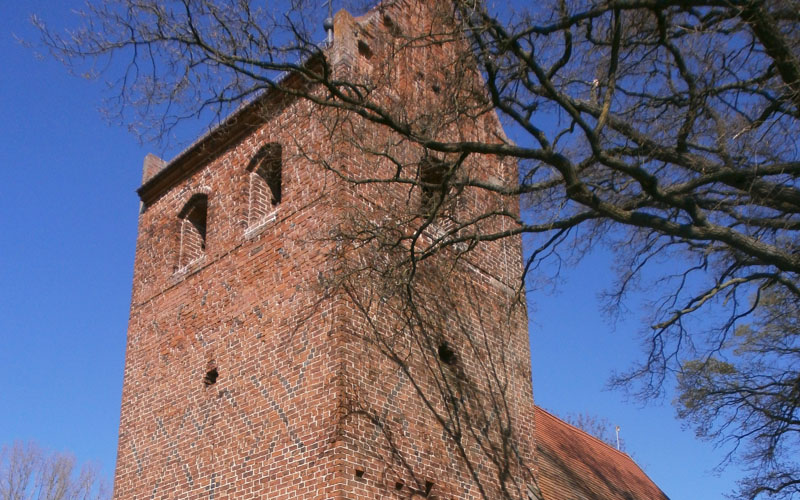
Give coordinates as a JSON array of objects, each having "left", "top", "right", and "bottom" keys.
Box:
[{"left": 534, "top": 406, "right": 670, "bottom": 500}]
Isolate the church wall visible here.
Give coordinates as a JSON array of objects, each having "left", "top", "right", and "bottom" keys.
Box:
[{"left": 115, "top": 93, "right": 346, "bottom": 499}]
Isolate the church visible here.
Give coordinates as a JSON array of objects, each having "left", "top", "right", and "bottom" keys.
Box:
[{"left": 112, "top": 1, "right": 668, "bottom": 498}]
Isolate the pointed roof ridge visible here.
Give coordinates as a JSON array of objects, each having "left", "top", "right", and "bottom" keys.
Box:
[{"left": 535, "top": 405, "right": 631, "bottom": 460}]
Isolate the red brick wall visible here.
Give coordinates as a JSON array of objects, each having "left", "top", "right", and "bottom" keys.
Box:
[{"left": 113, "top": 1, "right": 536, "bottom": 499}]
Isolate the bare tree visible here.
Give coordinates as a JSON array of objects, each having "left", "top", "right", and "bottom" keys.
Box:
[
  {"left": 561, "top": 412, "right": 624, "bottom": 452},
  {"left": 0, "top": 442, "right": 109, "bottom": 500},
  {"left": 677, "top": 286, "right": 800, "bottom": 500},
  {"left": 35, "top": 0, "right": 800, "bottom": 497}
]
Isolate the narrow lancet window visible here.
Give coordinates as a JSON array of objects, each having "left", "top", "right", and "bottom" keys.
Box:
[
  {"left": 420, "top": 157, "right": 448, "bottom": 218},
  {"left": 178, "top": 193, "right": 208, "bottom": 268},
  {"left": 247, "top": 143, "right": 282, "bottom": 226}
]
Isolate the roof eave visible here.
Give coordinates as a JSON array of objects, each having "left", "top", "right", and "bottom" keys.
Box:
[{"left": 136, "top": 53, "right": 326, "bottom": 207}]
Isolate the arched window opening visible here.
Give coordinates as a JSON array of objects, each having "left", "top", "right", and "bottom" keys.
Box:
[
  {"left": 178, "top": 193, "right": 208, "bottom": 268},
  {"left": 420, "top": 158, "right": 448, "bottom": 218},
  {"left": 247, "top": 143, "right": 282, "bottom": 226}
]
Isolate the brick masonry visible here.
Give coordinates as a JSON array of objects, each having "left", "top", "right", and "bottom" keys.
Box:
[{"left": 113, "top": 1, "right": 537, "bottom": 499}]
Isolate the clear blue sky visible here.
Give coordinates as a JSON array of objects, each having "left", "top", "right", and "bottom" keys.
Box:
[{"left": 0, "top": 1, "right": 741, "bottom": 498}]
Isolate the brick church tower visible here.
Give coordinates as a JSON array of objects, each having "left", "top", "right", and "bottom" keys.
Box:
[{"left": 112, "top": 1, "right": 538, "bottom": 499}]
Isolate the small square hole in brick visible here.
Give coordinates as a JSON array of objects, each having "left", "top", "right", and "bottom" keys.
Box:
[
  {"left": 438, "top": 342, "right": 456, "bottom": 365},
  {"left": 395, "top": 481, "right": 404, "bottom": 491},
  {"left": 204, "top": 368, "right": 219, "bottom": 386},
  {"left": 355, "top": 468, "right": 365, "bottom": 479}
]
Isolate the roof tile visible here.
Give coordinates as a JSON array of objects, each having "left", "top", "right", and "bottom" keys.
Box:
[{"left": 535, "top": 406, "right": 670, "bottom": 500}]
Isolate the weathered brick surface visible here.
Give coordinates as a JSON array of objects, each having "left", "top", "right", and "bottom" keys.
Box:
[{"left": 113, "top": 1, "right": 536, "bottom": 499}]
